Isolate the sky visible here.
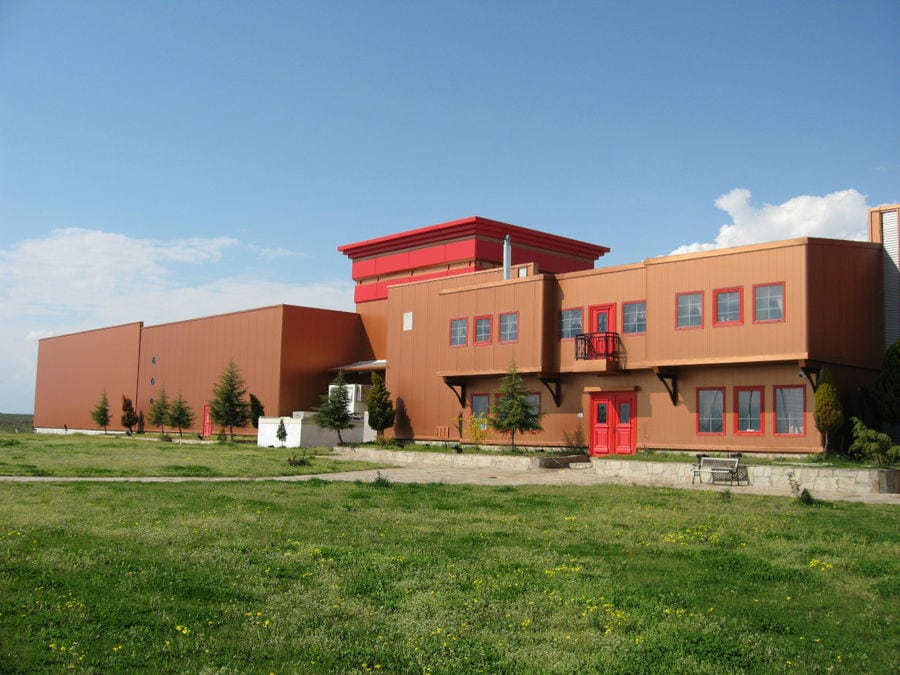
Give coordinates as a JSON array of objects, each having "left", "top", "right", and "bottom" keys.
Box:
[{"left": 1, "top": 0, "right": 898, "bottom": 414}]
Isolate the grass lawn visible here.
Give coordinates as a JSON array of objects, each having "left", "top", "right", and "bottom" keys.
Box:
[
  {"left": 1, "top": 477, "right": 897, "bottom": 673},
  {"left": 0, "top": 433, "right": 381, "bottom": 477}
]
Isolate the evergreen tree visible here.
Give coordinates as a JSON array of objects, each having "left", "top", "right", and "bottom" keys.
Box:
[
  {"left": 312, "top": 370, "right": 353, "bottom": 446},
  {"left": 167, "top": 390, "right": 195, "bottom": 438},
  {"left": 872, "top": 339, "right": 900, "bottom": 425},
  {"left": 366, "top": 371, "right": 395, "bottom": 440},
  {"left": 90, "top": 391, "right": 111, "bottom": 434},
  {"left": 490, "top": 362, "right": 542, "bottom": 452},
  {"left": 249, "top": 394, "right": 266, "bottom": 429},
  {"left": 120, "top": 395, "right": 138, "bottom": 434},
  {"left": 209, "top": 361, "right": 251, "bottom": 440},
  {"left": 276, "top": 418, "right": 287, "bottom": 447},
  {"left": 814, "top": 367, "right": 844, "bottom": 453},
  {"left": 148, "top": 387, "right": 170, "bottom": 436}
]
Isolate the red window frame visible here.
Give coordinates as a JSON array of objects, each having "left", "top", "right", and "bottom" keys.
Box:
[
  {"left": 622, "top": 300, "right": 647, "bottom": 335},
  {"left": 713, "top": 287, "right": 743, "bottom": 327},
  {"left": 773, "top": 385, "right": 806, "bottom": 436},
  {"left": 675, "top": 291, "right": 704, "bottom": 330},
  {"left": 498, "top": 311, "right": 519, "bottom": 344},
  {"left": 474, "top": 315, "right": 492, "bottom": 345},
  {"left": 449, "top": 317, "right": 467, "bottom": 347},
  {"left": 753, "top": 282, "right": 786, "bottom": 324},
  {"left": 734, "top": 386, "right": 764, "bottom": 435},
  {"left": 696, "top": 387, "right": 725, "bottom": 435},
  {"left": 559, "top": 307, "right": 583, "bottom": 340}
]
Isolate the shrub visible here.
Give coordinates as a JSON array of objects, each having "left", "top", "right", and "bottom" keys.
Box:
[{"left": 848, "top": 417, "right": 900, "bottom": 467}]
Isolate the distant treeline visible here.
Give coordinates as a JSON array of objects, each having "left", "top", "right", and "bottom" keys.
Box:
[{"left": 0, "top": 413, "right": 33, "bottom": 433}]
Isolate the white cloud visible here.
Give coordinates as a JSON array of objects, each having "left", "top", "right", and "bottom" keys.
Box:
[
  {"left": 670, "top": 188, "right": 870, "bottom": 255},
  {"left": 0, "top": 229, "right": 354, "bottom": 413}
]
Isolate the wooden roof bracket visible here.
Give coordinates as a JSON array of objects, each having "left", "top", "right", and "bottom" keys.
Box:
[
  {"left": 799, "top": 363, "right": 820, "bottom": 392},
  {"left": 442, "top": 377, "right": 467, "bottom": 407},
  {"left": 538, "top": 376, "right": 562, "bottom": 408},
  {"left": 654, "top": 367, "right": 678, "bottom": 406}
]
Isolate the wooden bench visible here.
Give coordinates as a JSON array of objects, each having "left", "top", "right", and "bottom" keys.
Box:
[{"left": 691, "top": 455, "right": 747, "bottom": 486}]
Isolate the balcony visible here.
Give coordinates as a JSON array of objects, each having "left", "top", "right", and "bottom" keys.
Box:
[{"left": 574, "top": 332, "right": 621, "bottom": 371}]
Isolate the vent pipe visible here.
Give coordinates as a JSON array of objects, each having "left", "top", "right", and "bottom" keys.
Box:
[{"left": 503, "top": 235, "right": 511, "bottom": 280}]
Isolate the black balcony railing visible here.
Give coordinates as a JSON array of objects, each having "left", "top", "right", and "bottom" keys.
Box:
[{"left": 575, "top": 332, "right": 620, "bottom": 361}]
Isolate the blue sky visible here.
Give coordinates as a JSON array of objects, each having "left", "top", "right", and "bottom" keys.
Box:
[{"left": 1, "top": 0, "right": 898, "bottom": 414}]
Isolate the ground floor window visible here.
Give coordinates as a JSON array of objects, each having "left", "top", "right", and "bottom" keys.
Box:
[
  {"left": 774, "top": 385, "right": 805, "bottom": 435},
  {"left": 471, "top": 394, "right": 489, "bottom": 429},
  {"left": 735, "top": 386, "right": 764, "bottom": 434},
  {"left": 697, "top": 388, "right": 725, "bottom": 434}
]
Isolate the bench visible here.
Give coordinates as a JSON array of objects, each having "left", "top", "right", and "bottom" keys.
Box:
[{"left": 691, "top": 455, "right": 747, "bottom": 486}]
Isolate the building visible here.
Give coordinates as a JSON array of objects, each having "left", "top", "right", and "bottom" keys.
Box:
[{"left": 33, "top": 206, "right": 900, "bottom": 455}]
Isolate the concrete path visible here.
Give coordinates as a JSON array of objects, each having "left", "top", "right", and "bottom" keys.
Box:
[{"left": 2, "top": 460, "right": 898, "bottom": 504}]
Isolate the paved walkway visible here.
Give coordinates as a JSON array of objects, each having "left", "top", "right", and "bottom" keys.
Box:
[{"left": 3, "top": 460, "right": 898, "bottom": 504}]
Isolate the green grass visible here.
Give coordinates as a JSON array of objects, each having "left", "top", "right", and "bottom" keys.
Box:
[
  {"left": 0, "top": 413, "right": 32, "bottom": 434},
  {"left": 0, "top": 433, "right": 382, "bottom": 477},
  {"left": 0, "top": 480, "right": 897, "bottom": 673}
]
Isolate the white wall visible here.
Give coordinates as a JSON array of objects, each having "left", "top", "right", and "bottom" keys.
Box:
[{"left": 257, "top": 411, "right": 376, "bottom": 448}]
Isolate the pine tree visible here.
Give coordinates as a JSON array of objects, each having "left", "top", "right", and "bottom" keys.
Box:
[
  {"left": 490, "top": 362, "right": 542, "bottom": 452},
  {"left": 209, "top": 361, "right": 251, "bottom": 440},
  {"left": 90, "top": 391, "right": 111, "bottom": 434},
  {"left": 120, "top": 395, "right": 138, "bottom": 434},
  {"left": 276, "top": 418, "right": 287, "bottom": 447},
  {"left": 148, "top": 387, "right": 171, "bottom": 437},
  {"left": 312, "top": 370, "right": 353, "bottom": 446},
  {"left": 366, "top": 372, "right": 395, "bottom": 440},
  {"left": 814, "top": 368, "right": 844, "bottom": 453},
  {"left": 249, "top": 394, "right": 266, "bottom": 429},
  {"left": 167, "top": 390, "right": 195, "bottom": 438}
]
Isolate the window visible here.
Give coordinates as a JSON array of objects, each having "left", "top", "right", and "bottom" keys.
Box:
[
  {"left": 735, "top": 386, "right": 763, "bottom": 434},
  {"left": 697, "top": 388, "right": 724, "bottom": 434},
  {"left": 676, "top": 292, "right": 703, "bottom": 329},
  {"left": 471, "top": 394, "right": 490, "bottom": 429},
  {"left": 403, "top": 311, "right": 413, "bottom": 331},
  {"left": 499, "top": 312, "right": 519, "bottom": 342},
  {"left": 449, "top": 318, "right": 467, "bottom": 346},
  {"left": 526, "top": 393, "right": 541, "bottom": 417},
  {"left": 474, "top": 316, "right": 492, "bottom": 345},
  {"left": 559, "top": 308, "right": 582, "bottom": 339},
  {"left": 623, "top": 301, "right": 646, "bottom": 334},
  {"left": 714, "top": 287, "right": 743, "bottom": 326},
  {"left": 754, "top": 283, "right": 784, "bottom": 322},
  {"left": 774, "top": 385, "right": 805, "bottom": 435}
]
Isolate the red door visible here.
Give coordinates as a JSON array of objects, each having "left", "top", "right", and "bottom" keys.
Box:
[
  {"left": 589, "top": 392, "right": 636, "bottom": 456},
  {"left": 588, "top": 304, "right": 616, "bottom": 357}
]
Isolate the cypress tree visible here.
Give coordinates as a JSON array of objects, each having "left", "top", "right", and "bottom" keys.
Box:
[
  {"left": 90, "top": 391, "right": 111, "bottom": 434},
  {"left": 814, "top": 367, "right": 844, "bottom": 453},
  {"left": 490, "top": 362, "right": 542, "bottom": 452},
  {"left": 366, "top": 372, "right": 395, "bottom": 440},
  {"left": 312, "top": 370, "right": 353, "bottom": 446}
]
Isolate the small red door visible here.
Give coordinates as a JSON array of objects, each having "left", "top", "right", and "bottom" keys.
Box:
[{"left": 589, "top": 392, "right": 636, "bottom": 456}]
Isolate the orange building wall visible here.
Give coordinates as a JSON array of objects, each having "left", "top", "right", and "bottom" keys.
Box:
[
  {"left": 278, "top": 306, "right": 368, "bottom": 413},
  {"left": 33, "top": 322, "right": 142, "bottom": 431},
  {"left": 136, "top": 307, "right": 285, "bottom": 433}
]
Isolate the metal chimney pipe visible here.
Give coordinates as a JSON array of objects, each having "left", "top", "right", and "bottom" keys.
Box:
[{"left": 503, "top": 234, "right": 511, "bottom": 280}]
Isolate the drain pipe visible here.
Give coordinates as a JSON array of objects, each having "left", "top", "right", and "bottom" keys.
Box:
[{"left": 503, "top": 234, "right": 511, "bottom": 280}]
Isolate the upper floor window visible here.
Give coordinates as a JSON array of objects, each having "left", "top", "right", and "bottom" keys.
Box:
[
  {"left": 676, "top": 292, "right": 703, "bottom": 329},
  {"left": 697, "top": 387, "right": 725, "bottom": 434},
  {"left": 499, "top": 312, "right": 519, "bottom": 343},
  {"left": 559, "top": 308, "right": 582, "bottom": 339},
  {"left": 735, "top": 386, "right": 763, "bottom": 435},
  {"left": 474, "top": 316, "right": 492, "bottom": 345},
  {"left": 449, "top": 318, "right": 467, "bottom": 347},
  {"left": 774, "top": 385, "right": 805, "bottom": 435},
  {"left": 714, "top": 288, "right": 743, "bottom": 326},
  {"left": 754, "top": 283, "right": 785, "bottom": 323},
  {"left": 623, "top": 301, "right": 646, "bottom": 334}
]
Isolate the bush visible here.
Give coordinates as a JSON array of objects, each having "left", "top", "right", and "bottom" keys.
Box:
[{"left": 848, "top": 417, "right": 900, "bottom": 467}]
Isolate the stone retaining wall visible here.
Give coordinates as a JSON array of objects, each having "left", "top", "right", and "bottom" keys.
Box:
[
  {"left": 590, "top": 459, "right": 898, "bottom": 495},
  {"left": 336, "top": 447, "right": 589, "bottom": 470}
]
